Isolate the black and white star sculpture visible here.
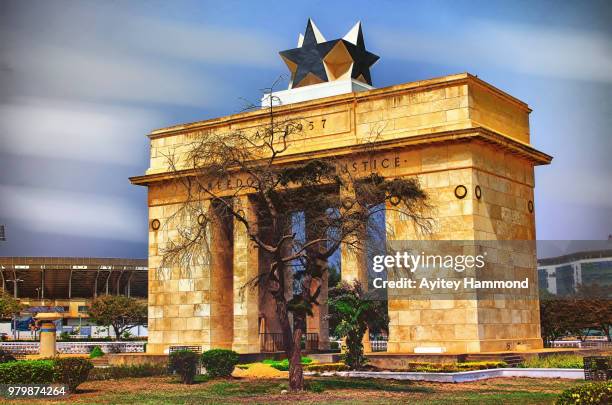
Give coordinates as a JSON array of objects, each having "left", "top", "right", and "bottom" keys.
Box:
[{"left": 279, "top": 19, "right": 379, "bottom": 89}]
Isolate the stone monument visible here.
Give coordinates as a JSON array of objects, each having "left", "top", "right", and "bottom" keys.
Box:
[{"left": 131, "top": 19, "right": 552, "bottom": 355}]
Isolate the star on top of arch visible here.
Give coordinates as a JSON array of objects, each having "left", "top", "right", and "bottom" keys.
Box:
[{"left": 279, "top": 19, "right": 379, "bottom": 89}]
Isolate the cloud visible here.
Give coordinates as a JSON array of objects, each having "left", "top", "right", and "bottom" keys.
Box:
[
  {"left": 0, "top": 185, "right": 146, "bottom": 242},
  {"left": 373, "top": 19, "right": 612, "bottom": 83},
  {"left": 537, "top": 168, "right": 612, "bottom": 208},
  {"left": 0, "top": 98, "right": 159, "bottom": 165},
  {"left": 114, "top": 14, "right": 281, "bottom": 68},
  {"left": 2, "top": 40, "right": 225, "bottom": 107},
  {"left": 0, "top": 2, "right": 280, "bottom": 107}
]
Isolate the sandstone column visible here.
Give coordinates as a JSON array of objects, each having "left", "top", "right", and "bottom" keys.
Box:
[
  {"left": 339, "top": 181, "right": 370, "bottom": 351},
  {"left": 209, "top": 201, "right": 234, "bottom": 349},
  {"left": 305, "top": 211, "right": 330, "bottom": 350},
  {"left": 232, "top": 195, "right": 261, "bottom": 353}
]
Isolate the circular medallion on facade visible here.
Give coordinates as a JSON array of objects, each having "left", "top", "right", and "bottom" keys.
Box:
[
  {"left": 151, "top": 219, "right": 161, "bottom": 231},
  {"left": 475, "top": 185, "right": 482, "bottom": 200},
  {"left": 197, "top": 214, "right": 207, "bottom": 226},
  {"left": 454, "top": 185, "right": 467, "bottom": 199},
  {"left": 528, "top": 200, "right": 534, "bottom": 213}
]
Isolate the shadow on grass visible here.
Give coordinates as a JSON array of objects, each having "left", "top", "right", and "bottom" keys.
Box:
[
  {"left": 422, "top": 390, "right": 560, "bottom": 405},
  {"left": 308, "top": 377, "right": 433, "bottom": 393},
  {"left": 73, "top": 388, "right": 100, "bottom": 394}
]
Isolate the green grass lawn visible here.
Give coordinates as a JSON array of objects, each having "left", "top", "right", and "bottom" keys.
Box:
[{"left": 12, "top": 376, "right": 585, "bottom": 405}]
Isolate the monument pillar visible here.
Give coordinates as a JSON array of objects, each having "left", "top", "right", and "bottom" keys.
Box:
[
  {"left": 339, "top": 182, "right": 368, "bottom": 284},
  {"left": 209, "top": 201, "right": 234, "bottom": 349},
  {"left": 304, "top": 211, "right": 330, "bottom": 350},
  {"left": 339, "top": 182, "right": 370, "bottom": 351},
  {"left": 232, "top": 195, "right": 262, "bottom": 353}
]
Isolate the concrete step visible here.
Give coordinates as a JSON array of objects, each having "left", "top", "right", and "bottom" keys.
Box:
[{"left": 91, "top": 356, "right": 109, "bottom": 367}]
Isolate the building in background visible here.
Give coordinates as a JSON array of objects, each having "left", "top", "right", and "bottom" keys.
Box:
[
  {"left": 538, "top": 249, "right": 612, "bottom": 296},
  {"left": 0, "top": 257, "right": 147, "bottom": 338}
]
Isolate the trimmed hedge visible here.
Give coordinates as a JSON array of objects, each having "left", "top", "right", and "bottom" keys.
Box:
[
  {"left": 0, "top": 360, "right": 56, "bottom": 384},
  {"left": 169, "top": 350, "right": 199, "bottom": 384},
  {"left": 53, "top": 358, "right": 93, "bottom": 392},
  {"left": 0, "top": 358, "right": 93, "bottom": 392},
  {"left": 89, "top": 364, "right": 167, "bottom": 380},
  {"left": 201, "top": 349, "right": 239, "bottom": 377},
  {"left": 394, "top": 361, "right": 506, "bottom": 373},
  {"left": 556, "top": 381, "right": 612, "bottom": 404}
]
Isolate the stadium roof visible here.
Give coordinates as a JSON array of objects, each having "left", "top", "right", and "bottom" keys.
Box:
[{"left": 0, "top": 257, "right": 148, "bottom": 299}]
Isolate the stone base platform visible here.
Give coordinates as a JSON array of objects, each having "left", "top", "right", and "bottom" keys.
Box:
[
  {"left": 366, "top": 348, "right": 580, "bottom": 370},
  {"left": 311, "top": 368, "right": 585, "bottom": 382},
  {"left": 106, "top": 348, "right": 585, "bottom": 369}
]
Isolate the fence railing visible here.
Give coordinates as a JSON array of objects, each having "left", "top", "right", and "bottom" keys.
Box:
[
  {"left": 304, "top": 333, "right": 319, "bottom": 351},
  {"left": 0, "top": 341, "right": 146, "bottom": 355},
  {"left": 0, "top": 342, "right": 39, "bottom": 354},
  {"left": 260, "top": 333, "right": 284, "bottom": 352},
  {"left": 370, "top": 339, "right": 388, "bottom": 352},
  {"left": 550, "top": 340, "right": 612, "bottom": 349}
]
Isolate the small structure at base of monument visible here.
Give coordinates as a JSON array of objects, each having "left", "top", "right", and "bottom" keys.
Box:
[{"left": 35, "top": 312, "right": 63, "bottom": 357}]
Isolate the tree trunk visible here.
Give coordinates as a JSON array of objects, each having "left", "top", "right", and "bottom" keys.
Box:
[
  {"left": 112, "top": 324, "right": 121, "bottom": 339},
  {"left": 289, "top": 318, "right": 304, "bottom": 391},
  {"left": 275, "top": 296, "right": 304, "bottom": 391}
]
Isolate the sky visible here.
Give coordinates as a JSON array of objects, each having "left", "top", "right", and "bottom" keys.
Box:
[{"left": 0, "top": 0, "right": 611, "bottom": 259}]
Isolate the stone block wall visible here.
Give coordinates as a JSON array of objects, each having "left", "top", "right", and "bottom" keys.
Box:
[
  {"left": 384, "top": 141, "right": 542, "bottom": 353},
  {"left": 136, "top": 73, "right": 550, "bottom": 355},
  {"left": 147, "top": 201, "right": 213, "bottom": 354}
]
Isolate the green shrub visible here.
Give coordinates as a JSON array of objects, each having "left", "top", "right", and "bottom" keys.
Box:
[
  {"left": 89, "top": 364, "right": 167, "bottom": 380},
  {"left": 0, "top": 349, "right": 16, "bottom": 363},
  {"left": 169, "top": 350, "right": 199, "bottom": 384},
  {"left": 263, "top": 357, "right": 313, "bottom": 371},
  {"left": 330, "top": 341, "right": 340, "bottom": 350},
  {"left": 556, "top": 381, "right": 612, "bottom": 404},
  {"left": 53, "top": 357, "right": 94, "bottom": 392},
  {"left": 305, "top": 362, "right": 349, "bottom": 372},
  {"left": 456, "top": 361, "right": 507, "bottom": 370},
  {"left": 59, "top": 331, "right": 71, "bottom": 341},
  {"left": 519, "top": 354, "right": 583, "bottom": 369},
  {"left": 392, "top": 361, "right": 506, "bottom": 373},
  {"left": 201, "top": 349, "right": 239, "bottom": 378},
  {"left": 89, "top": 346, "right": 104, "bottom": 359},
  {"left": 0, "top": 360, "right": 56, "bottom": 384}
]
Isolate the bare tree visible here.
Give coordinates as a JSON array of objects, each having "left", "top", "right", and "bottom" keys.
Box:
[{"left": 158, "top": 82, "right": 431, "bottom": 391}]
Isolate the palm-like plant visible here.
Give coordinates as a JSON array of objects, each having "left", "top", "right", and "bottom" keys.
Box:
[{"left": 328, "top": 280, "right": 387, "bottom": 369}]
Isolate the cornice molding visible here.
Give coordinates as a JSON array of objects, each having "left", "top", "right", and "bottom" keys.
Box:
[{"left": 130, "top": 127, "right": 552, "bottom": 186}]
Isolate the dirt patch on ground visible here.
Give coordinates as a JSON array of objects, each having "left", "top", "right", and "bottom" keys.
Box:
[{"left": 233, "top": 363, "right": 288, "bottom": 378}]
